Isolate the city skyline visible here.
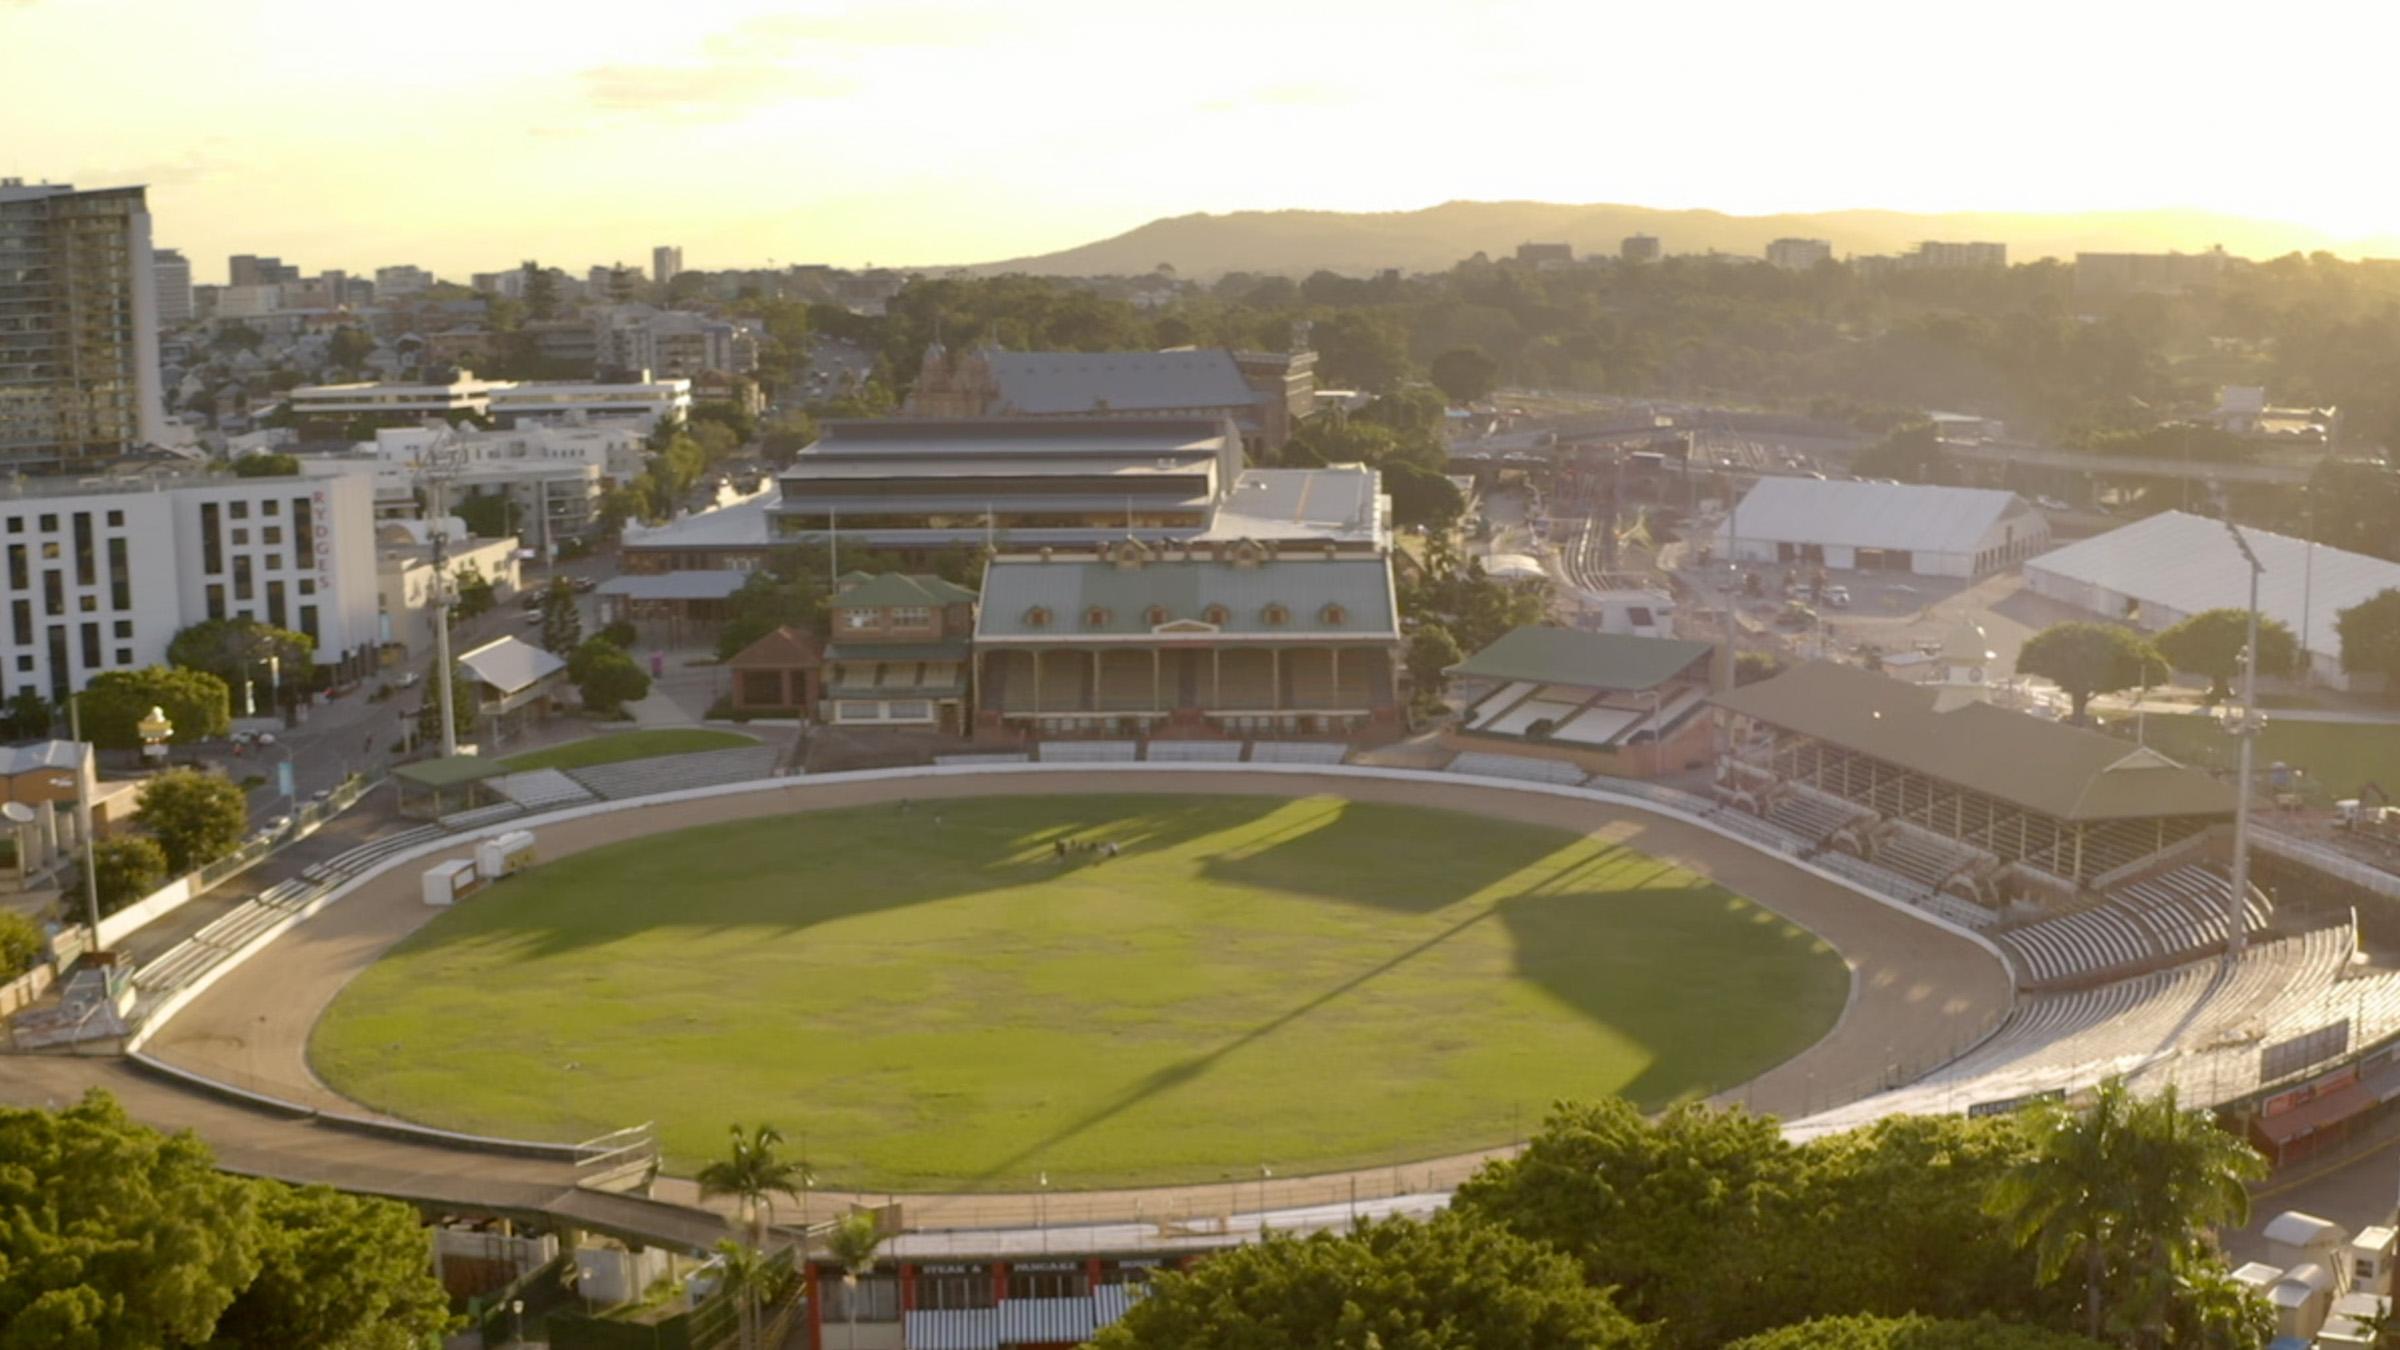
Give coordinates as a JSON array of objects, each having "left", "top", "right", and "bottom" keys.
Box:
[{"left": 9, "top": 0, "right": 2400, "bottom": 280}]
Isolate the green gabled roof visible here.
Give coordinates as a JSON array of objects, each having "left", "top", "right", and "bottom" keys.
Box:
[
  {"left": 394, "top": 755, "right": 505, "bottom": 789},
  {"left": 1449, "top": 626, "right": 1714, "bottom": 691},
  {"left": 833, "top": 573, "right": 978, "bottom": 608}
]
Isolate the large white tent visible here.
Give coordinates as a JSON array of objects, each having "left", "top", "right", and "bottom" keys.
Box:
[
  {"left": 2024, "top": 510, "right": 2400, "bottom": 691},
  {"left": 1715, "top": 478, "right": 2048, "bottom": 578}
]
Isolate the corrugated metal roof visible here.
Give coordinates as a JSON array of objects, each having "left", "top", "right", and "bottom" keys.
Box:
[
  {"left": 2027, "top": 509, "right": 2400, "bottom": 657},
  {"left": 1450, "top": 626, "right": 1713, "bottom": 690},
  {"left": 988, "top": 350, "right": 1256, "bottom": 415},
  {"left": 620, "top": 490, "right": 777, "bottom": 550},
  {"left": 976, "top": 554, "right": 1398, "bottom": 641},
  {"left": 1199, "top": 467, "right": 1385, "bottom": 544},
  {"left": 833, "top": 573, "right": 976, "bottom": 608},
  {"left": 1712, "top": 661, "right": 2235, "bottom": 821},
  {"left": 456, "top": 636, "right": 567, "bottom": 695},
  {"left": 595, "top": 571, "right": 749, "bottom": 601},
  {"left": 1724, "top": 478, "right": 2031, "bottom": 555}
]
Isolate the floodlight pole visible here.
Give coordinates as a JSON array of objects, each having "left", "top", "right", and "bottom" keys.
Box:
[{"left": 2223, "top": 520, "right": 2263, "bottom": 957}]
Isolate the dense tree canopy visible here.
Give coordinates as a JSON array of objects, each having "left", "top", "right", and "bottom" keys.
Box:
[
  {"left": 166, "top": 618, "right": 314, "bottom": 696},
  {"left": 2153, "top": 608, "right": 2300, "bottom": 701},
  {"left": 135, "top": 768, "right": 250, "bottom": 873},
  {"left": 2014, "top": 623, "right": 2169, "bottom": 722},
  {"left": 210, "top": 1181, "right": 454, "bottom": 1349},
  {"left": 1726, "top": 1315, "right": 2108, "bottom": 1350},
  {"left": 2338, "top": 589, "right": 2400, "bottom": 693},
  {"left": 568, "top": 639, "right": 649, "bottom": 713},
  {"left": 79, "top": 665, "right": 232, "bottom": 749},
  {"left": 1092, "top": 1213, "right": 1650, "bottom": 1350}
]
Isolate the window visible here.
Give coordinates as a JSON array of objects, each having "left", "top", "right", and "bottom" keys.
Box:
[
  {"left": 291, "top": 496, "right": 313, "bottom": 571},
  {"left": 112, "top": 620, "right": 130, "bottom": 638},
  {"left": 1023, "top": 606, "right": 1051, "bottom": 628},
  {"left": 107, "top": 537, "right": 128, "bottom": 610},
  {"left": 229, "top": 501, "right": 248, "bottom": 520},
  {"left": 297, "top": 606, "right": 318, "bottom": 645},
  {"left": 841, "top": 609, "right": 875, "bottom": 630},
  {"left": 6, "top": 544, "right": 23, "bottom": 590},
  {"left": 1261, "top": 602, "right": 1290, "bottom": 626},
  {"left": 267, "top": 580, "right": 287, "bottom": 629},
  {"left": 1144, "top": 605, "right": 1170, "bottom": 626},
  {"left": 1627, "top": 605, "right": 1654, "bottom": 626},
  {"left": 297, "top": 578, "right": 315, "bottom": 596},
  {"left": 233, "top": 555, "right": 253, "bottom": 602},
  {"left": 115, "top": 648, "right": 131, "bottom": 665},
  {"left": 1320, "top": 603, "right": 1346, "bottom": 626},
  {"left": 262, "top": 499, "right": 280, "bottom": 516},
  {"left": 915, "top": 1271, "right": 995, "bottom": 1311},
  {"left": 80, "top": 624, "right": 99, "bottom": 669},
  {"left": 1083, "top": 605, "right": 1112, "bottom": 629},
  {"left": 105, "top": 510, "right": 122, "bottom": 527},
  {"left": 11, "top": 656, "right": 26, "bottom": 673},
  {"left": 205, "top": 583, "right": 225, "bottom": 620},
  {"left": 71, "top": 514, "right": 93, "bottom": 586},
  {"left": 891, "top": 605, "right": 931, "bottom": 627},
  {"left": 263, "top": 526, "right": 283, "bottom": 546},
  {"left": 38, "top": 541, "right": 58, "bottom": 561},
  {"left": 1202, "top": 604, "right": 1229, "bottom": 625},
  {"left": 42, "top": 571, "right": 60, "bottom": 612},
  {"left": 1007, "top": 1268, "right": 1089, "bottom": 1300},
  {"left": 231, "top": 528, "right": 248, "bottom": 545},
  {"left": 10, "top": 600, "right": 27, "bottom": 645},
  {"left": 818, "top": 1274, "right": 897, "bottom": 1323},
  {"left": 77, "top": 594, "right": 96, "bottom": 612},
  {"left": 37, "top": 514, "right": 55, "bottom": 532},
  {"left": 888, "top": 699, "right": 932, "bottom": 721},
  {"left": 200, "top": 503, "right": 222, "bottom": 572},
  {"left": 3, "top": 518, "right": 16, "bottom": 534}
]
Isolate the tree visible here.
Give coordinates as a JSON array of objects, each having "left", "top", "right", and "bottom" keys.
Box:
[
  {"left": 1725, "top": 1314, "right": 2106, "bottom": 1350},
  {"left": 81, "top": 835, "right": 170, "bottom": 913},
  {"left": 1736, "top": 651, "right": 1787, "bottom": 686},
  {"left": 1407, "top": 624, "right": 1463, "bottom": 698},
  {"left": 0, "top": 1090, "right": 260, "bottom": 1348},
  {"left": 447, "top": 560, "right": 496, "bottom": 621},
  {"left": 696, "top": 1123, "right": 811, "bottom": 1246},
  {"left": 415, "top": 665, "right": 478, "bottom": 746},
  {"left": 78, "top": 666, "right": 232, "bottom": 749},
  {"left": 538, "top": 578, "right": 582, "bottom": 654},
  {"left": 326, "top": 325, "right": 376, "bottom": 373},
  {"left": 1986, "top": 1080, "right": 2264, "bottom": 1345},
  {"left": 135, "top": 768, "right": 250, "bottom": 873},
  {"left": 597, "top": 619, "right": 638, "bottom": 649},
  {"left": 1094, "top": 1212, "right": 1647, "bottom": 1350},
  {"left": 1386, "top": 460, "right": 1466, "bottom": 529},
  {"left": 2154, "top": 608, "right": 2300, "bottom": 702},
  {"left": 825, "top": 1212, "right": 885, "bottom": 1350},
  {"left": 1312, "top": 310, "right": 1413, "bottom": 392},
  {"left": 759, "top": 410, "right": 819, "bottom": 465},
  {"left": 209, "top": 1181, "right": 455, "bottom": 1349},
  {"left": 2014, "top": 623, "right": 2168, "bottom": 722},
  {"left": 2338, "top": 589, "right": 2400, "bottom": 694},
  {"left": 166, "top": 618, "right": 314, "bottom": 699},
  {"left": 0, "top": 688, "right": 52, "bottom": 740},
  {"left": 0, "top": 909, "right": 42, "bottom": 980},
  {"left": 1851, "top": 423, "right": 1951, "bottom": 484},
  {"left": 569, "top": 640, "right": 647, "bottom": 713},
  {"left": 710, "top": 1239, "right": 775, "bottom": 1350},
  {"left": 454, "top": 492, "right": 517, "bottom": 539},
  {"left": 690, "top": 418, "right": 742, "bottom": 465},
  {"left": 716, "top": 566, "right": 829, "bottom": 661},
  {"left": 229, "top": 452, "right": 301, "bottom": 477},
  {"left": 598, "top": 484, "right": 653, "bottom": 536},
  {"left": 1429, "top": 346, "right": 1501, "bottom": 404},
  {"left": 522, "top": 259, "right": 560, "bottom": 321}
]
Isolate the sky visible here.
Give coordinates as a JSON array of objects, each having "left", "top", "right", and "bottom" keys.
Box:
[{"left": 7, "top": 0, "right": 2399, "bottom": 284}]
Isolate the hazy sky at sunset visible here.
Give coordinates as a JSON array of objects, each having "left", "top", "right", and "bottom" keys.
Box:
[{"left": 7, "top": 0, "right": 2397, "bottom": 283}]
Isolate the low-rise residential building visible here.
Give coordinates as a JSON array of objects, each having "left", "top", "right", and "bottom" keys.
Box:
[
  {"left": 596, "top": 306, "right": 758, "bottom": 378},
  {"left": 374, "top": 520, "right": 522, "bottom": 658},
  {"left": 1765, "top": 237, "right": 1833, "bottom": 270},
  {"left": 299, "top": 420, "right": 645, "bottom": 547},
  {"left": 288, "top": 372, "right": 690, "bottom": 438}
]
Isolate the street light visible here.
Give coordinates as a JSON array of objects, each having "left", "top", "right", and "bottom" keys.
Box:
[
  {"left": 2221, "top": 519, "right": 2264, "bottom": 958},
  {"left": 137, "top": 706, "right": 173, "bottom": 766}
]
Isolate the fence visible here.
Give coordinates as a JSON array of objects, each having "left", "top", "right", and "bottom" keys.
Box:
[
  {"left": 0, "top": 961, "right": 54, "bottom": 1019},
  {"left": 2257, "top": 827, "right": 2400, "bottom": 902},
  {"left": 91, "top": 773, "right": 379, "bottom": 951}
]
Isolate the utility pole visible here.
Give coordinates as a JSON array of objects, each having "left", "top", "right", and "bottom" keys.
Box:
[
  {"left": 2223, "top": 519, "right": 2264, "bottom": 957},
  {"left": 65, "top": 696, "right": 101, "bottom": 951},
  {"left": 420, "top": 435, "right": 464, "bottom": 757}
]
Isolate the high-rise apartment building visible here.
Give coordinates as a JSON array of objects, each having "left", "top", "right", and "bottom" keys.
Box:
[
  {"left": 653, "top": 245, "right": 683, "bottom": 286},
  {"left": 0, "top": 180, "right": 166, "bottom": 469},
  {"left": 1620, "top": 234, "right": 1662, "bottom": 263},
  {"left": 153, "top": 247, "right": 194, "bottom": 324},
  {"left": 374, "top": 264, "right": 435, "bottom": 299},
  {"left": 1912, "top": 240, "right": 2007, "bottom": 269}
]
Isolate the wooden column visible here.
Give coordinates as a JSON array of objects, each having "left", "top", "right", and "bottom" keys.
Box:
[
  {"left": 1151, "top": 647, "right": 1161, "bottom": 713},
  {"left": 1272, "top": 648, "right": 1282, "bottom": 711},
  {"left": 1090, "top": 649, "right": 1100, "bottom": 712},
  {"left": 1032, "top": 648, "right": 1043, "bottom": 718},
  {"left": 1211, "top": 648, "right": 1221, "bottom": 708},
  {"left": 1330, "top": 647, "right": 1341, "bottom": 709}
]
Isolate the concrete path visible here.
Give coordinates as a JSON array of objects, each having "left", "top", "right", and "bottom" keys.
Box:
[{"left": 86, "top": 767, "right": 2012, "bottom": 1233}]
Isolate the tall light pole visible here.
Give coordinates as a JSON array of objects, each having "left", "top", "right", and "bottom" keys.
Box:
[
  {"left": 417, "top": 434, "right": 466, "bottom": 757},
  {"left": 2222, "top": 519, "right": 2264, "bottom": 957}
]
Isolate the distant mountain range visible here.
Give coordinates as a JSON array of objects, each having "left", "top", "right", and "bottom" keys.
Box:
[{"left": 960, "top": 200, "right": 2400, "bottom": 278}]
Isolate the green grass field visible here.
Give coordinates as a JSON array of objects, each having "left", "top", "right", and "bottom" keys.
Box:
[
  {"left": 497, "top": 729, "right": 754, "bottom": 774},
  {"left": 312, "top": 795, "right": 1845, "bottom": 1190},
  {"left": 2102, "top": 714, "right": 2400, "bottom": 803}
]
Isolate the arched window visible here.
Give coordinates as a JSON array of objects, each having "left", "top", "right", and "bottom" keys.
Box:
[
  {"left": 1320, "top": 603, "right": 1347, "bottom": 626},
  {"left": 1201, "top": 604, "right": 1230, "bottom": 626},
  {"left": 1261, "top": 602, "right": 1289, "bottom": 626},
  {"left": 1145, "top": 605, "right": 1171, "bottom": 626},
  {"left": 1024, "top": 606, "right": 1051, "bottom": 629},
  {"left": 1084, "top": 605, "right": 1112, "bottom": 629}
]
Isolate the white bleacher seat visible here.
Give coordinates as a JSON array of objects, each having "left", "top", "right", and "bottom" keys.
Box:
[
  {"left": 1467, "top": 682, "right": 1539, "bottom": 730},
  {"left": 489, "top": 769, "right": 599, "bottom": 812},
  {"left": 1444, "top": 751, "right": 1589, "bottom": 786},
  {"left": 934, "top": 753, "right": 1031, "bottom": 766},
  {"left": 1248, "top": 741, "right": 1348, "bottom": 765},
  {"left": 1145, "top": 741, "right": 1242, "bottom": 763},
  {"left": 566, "top": 746, "right": 780, "bottom": 801},
  {"left": 1036, "top": 740, "right": 1138, "bottom": 763}
]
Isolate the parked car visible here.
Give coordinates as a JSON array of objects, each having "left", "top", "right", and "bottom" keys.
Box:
[
  {"left": 1823, "top": 585, "right": 1852, "bottom": 608},
  {"left": 390, "top": 670, "right": 421, "bottom": 689}
]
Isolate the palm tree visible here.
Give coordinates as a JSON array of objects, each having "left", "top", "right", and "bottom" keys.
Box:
[
  {"left": 1988, "top": 1079, "right": 2134, "bottom": 1342},
  {"left": 1987, "top": 1078, "right": 2267, "bottom": 1345},
  {"left": 826, "top": 1211, "right": 886, "bottom": 1350},
  {"left": 711, "top": 1238, "right": 771, "bottom": 1350},
  {"left": 696, "top": 1123, "right": 810, "bottom": 1247}
]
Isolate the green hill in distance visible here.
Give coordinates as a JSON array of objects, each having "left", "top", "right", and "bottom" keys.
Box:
[{"left": 958, "top": 199, "right": 2400, "bottom": 278}]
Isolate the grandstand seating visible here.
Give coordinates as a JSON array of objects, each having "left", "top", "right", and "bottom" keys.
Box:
[
  {"left": 488, "top": 769, "right": 598, "bottom": 812},
  {"left": 1702, "top": 807, "right": 1812, "bottom": 857},
  {"left": 1999, "top": 863, "right": 2271, "bottom": 988},
  {"left": 934, "top": 752, "right": 1030, "bottom": 766},
  {"left": 1248, "top": 741, "right": 1349, "bottom": 765},
  {"left": 1146, "top": 741, "right": 1242, "bottom": 762},
  {"left": 1872, "top": 828, "right": 1989, "bottom": 892},
  {"left": 1468, "top": 682, "right": 1539, "bottom": 730},
  {"left": 565, "top": 746, "right": 780, "bottom": 801},
  {"left": 439, "top": 801, "right": 526, "bottom": 831},
  {"left": 1764, "top": 789, "right": 1864, "bottom": 846},
  {"left": 1443, "top": 751, "right": 1590, "bottom": 786},
  {"left": 1037, "top": 740, "right": 1138, "bottom": 763}
]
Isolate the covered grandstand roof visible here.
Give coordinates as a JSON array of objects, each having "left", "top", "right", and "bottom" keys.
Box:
[
  {"left": 1712, "top": 662, "right": 2236, "bottom": 821},
  {"left": 986, "top": 350, "right": 1257, "bottom": 415},
  {"left": 1724, "top": 478, "right": 2031, "bottom": 554},
  {"left": 1449, "top": 627, "right": 1713, "bottom": 691},
  {"left": 976, "top": 550, "right": 1398, "bottom": 641},
  {"left": 2026, "top": 510, "right": 2400, "bottom": 659}
]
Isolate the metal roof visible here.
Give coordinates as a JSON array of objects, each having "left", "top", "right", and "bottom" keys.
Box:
[
  {"left": 1724, "top": 478, "right": 2032, "bottom": 556},
  {"left": 986, "top": 350, "right": 1257, "bottom": 415},
  {"left": 0, "top": 740, "right": 89, "bottom": 775},
  {"left": 456, "top": 636, "right": 568, "bottom": 695},
  {"left": 832, "top": 573, "right": 976, "bottom": 608},
  {"left": 1450, "top": 627, "right": 1714, "bottom": 691},
  {"left": 2027, "top": 509, "right": 2400, "bottom": 658},
  {"left": 976, "top": 554, "right": 1399, "bottom": 641},
  {"left": 1198, "top": 467, "right": 1386, "bottom": 545},
  {"left": 595, "top": 571, "right": 749, "bottom": 601},
  {"left": 620, "top": 490, "right": 777, "bottom": 550},
  {"left": 800, "top": 418, "right": 1231, "bottom": 460},
  {"left": 1711, "top": 661, "right": 2236, "bottom": 821}
]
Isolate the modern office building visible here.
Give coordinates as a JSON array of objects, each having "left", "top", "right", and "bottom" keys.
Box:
[
  {"left": 0, "top": 472, "right": 379, "bottom": 702},
  {"left": 152, "top": 248, "right": 194, "bottom": 325},
  {"left": 374, "top": 265, "right": 436, "bottom": 299},
  {"left": 652, "top": 245, "right": 683, "bottom": 286},
  {"left": 1764, "top": 238, "right": 1833, "bottom": 270},
  {"left": 1912, "top": 240, "right": 2007, "bottom": 269},
  {"left": 287, "top": 372, "right": 690, "bottom": 436},
  {"left": 0, "top": 180, "right": 167, "bottom": 470}
]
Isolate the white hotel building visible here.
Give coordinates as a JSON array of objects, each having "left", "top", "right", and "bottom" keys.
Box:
[{"left": 0, "top": 474, "right": 379, "bottom": 703}]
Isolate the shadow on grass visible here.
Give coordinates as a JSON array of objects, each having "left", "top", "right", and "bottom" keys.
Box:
[{"left": 1199, "top": 799, "right": 1629, "bottom": 914}]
